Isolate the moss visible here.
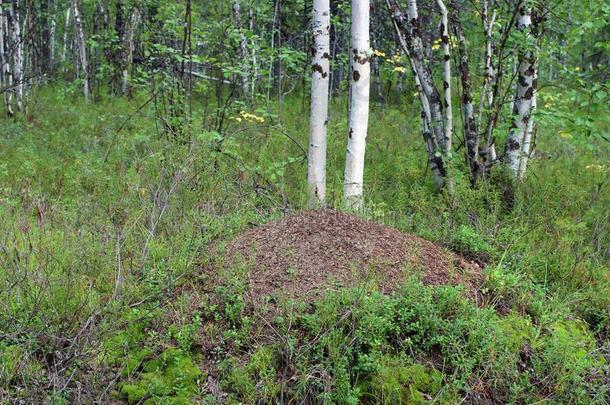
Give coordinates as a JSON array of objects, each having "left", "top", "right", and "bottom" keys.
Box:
[
  {"left": 539, "top": 319, "right": 603, "bottom": 371},
  {"left": 120, "top": 348, "right": 203, "bottom": 404},
  {"left": 220, "top": 345, "right": 281, "bottom": 402},
  {"left": 359, "top": 356, "right": 442, "bottom": 404},
  {"left": 121, "top": 383, "right": 147, "bottom": 403},
  {"left": 0, "top": 345, "right": 21, "bottom": 382},
  {"left": 497, "top": 313, "right": 535, "bottom": 352},
  {"left": 0, "top": 344, "right": 44, "bottom": 386}
]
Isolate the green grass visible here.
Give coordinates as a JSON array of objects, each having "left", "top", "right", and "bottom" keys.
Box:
[{"left": 0, "top": 86, "right": 608, "bottom": 403}]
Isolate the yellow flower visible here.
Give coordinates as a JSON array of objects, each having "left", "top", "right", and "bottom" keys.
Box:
[
  {"left": 393, "top": 66, "right": 407, "bottom": 73},
  {"left": 373, "top": 49, "right": 386, "bottom": 58},
  {"left": 574, "top": 66, "right": 580, "bottom": 72},
  {"left": 585, "top": 164, "right": 605, "bottom": 172},
  {"left": 432, "top": 44, "right": 441, "bottom": 51},
  {"left": 238, "top": 111, "right": 265, "bottom": 123}
]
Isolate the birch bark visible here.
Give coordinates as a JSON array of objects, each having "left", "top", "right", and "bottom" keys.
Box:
[
  {"left": 122, "top": 6, "right": 139, "bottom": 96},
  {"left": 61, "top": 6, "right": 71, "bottom": 65},
  {"left": 504, "top": 7, "right": 537, "bottom": 177},
  {"left": 0, "top": 0, "right": 12, "bottom": 116},
  {"left": 248, "top": 3, "right": 257, "bottom": 97},
  {"left": 388, "top": 0, "right": 447, "bottom": 190},
  {"left": 232, "top": 0, "right": 250, "bottom": 97},
  {"left": 307, "top": 0, "right": 330, "bottom": 205},
  {"left": 8, "top": 0, "right": 22, "bottom": 112},
  {"left": 517, "top": 67, "right": 537, "bottom": 179},
  {"left": 49, "top": 0, "right": 56, "bottom": 73},
  {"left": 451, "top": 4, "right": 479, "bottom": 185},
  {"left": 478, "top": 1, "right": 496, "bottom": 127},
  {"left": 71, "top": 0, "right": 89, "bottom": 102},
  {"left": 436, "top": 0, "right": 452, "bottom": 157},
  {"left": 343, "top": 0, "right": 370, "bottom": 208}
]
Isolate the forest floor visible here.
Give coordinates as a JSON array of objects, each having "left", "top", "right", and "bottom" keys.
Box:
[{"left": 0, "top": 89, "right": 608, "bottom": 403}]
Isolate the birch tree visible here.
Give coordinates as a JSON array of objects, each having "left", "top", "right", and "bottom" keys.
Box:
[
  {"left": 504, "top": 6, "right": 539, "bottom": 178},
  {"left": 49, "top": 0, "right": 57, "bottom": 73},
  {"left": 232, "top": 0, "right": 250, "bottom": 98},
  {"left": 389, "top": 0, "right": 447, "bottom": 190},
  {"left": 479, "top": 0, "right": 496, "bottom": 127},
  {"left": 60, "top": 5, "right": 71, "bottom": 65},
  {"left": 0, "top": 0, "right": 14, "bottom": 116},
  {"left": 307, "top": 0, "right": 330, "bottom": 205},
  {"left": 451, "top": 3, "right": 480, "bottom": 185},
  {"left": 7, "top": 0, "right": 22, "bottom": 112},
  {"left": 517, "top": 67, "right": 537, "bottom": 179},
  {"left": 71, "top": 0, "right": 89, "bottom": 102},
  {"left": 122, "top": 6, "right": 139, "bottom": 96},
  {"left": 343, "top": 0, "right": 370, "bottom": 208},
  {"left": 436, "top": 0, "right": 452, "bottom": 158}
]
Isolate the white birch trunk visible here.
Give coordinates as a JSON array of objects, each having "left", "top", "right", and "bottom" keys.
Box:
[
  {"left": 0, "top": 1, "right": 4, "bottom": 88},
  {"left": 517, "top": 68, "right": 537, "bottom": 179},
  {"left": 122, "top": 6, "right": 139, "bottom": 96},
  {"left": 49, "top": 0, "right": 56, "bottom": 72},
  {"left": 0, "top": 0, "right": 13, "bottom": 116},
  {"left": 478, "top": 2, "right": 496, "bottom": 128},
  {"left": 451, "top": 2, "right": 479, "bottom": 184},
  {"left": 307, "top": 0, "right": 330, "bottom": 205},
  {"left": 504, "top": 8, "right": 536, "bottom": 177},
  {"left": 248, "top": 4, "right": 257, "bottom": 98},
  {"left": 404, "top": 1, "right": 444, "bottom": 147},
  {"left": 232, "top": 0, "right": 249, "bottom": 97},
  {"left": 61, "top": 6, "right": 71, "bottom": 64},
  {"left": 389, "top": 0, "right": 447, "bottom": 189},
  {"left": 8, "top": 0, "right": 22, "bottom": 112},
  {"left": 437, "top": 0, "right": 452, "bottom": 157},
  {"left": 71, "top": 0, "right": 89, "bottom": 102},
  {"left": 388, "top": 8, "right": 443, "bottom": 189},
  {"left": 343, "top": 0, "right": 370, "bottom": 208}
]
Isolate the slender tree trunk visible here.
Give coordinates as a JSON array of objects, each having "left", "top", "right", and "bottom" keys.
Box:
[
  {"left": 481, "top": 4, "right": 499, "bottom": 169},
  {"left": 49, "top": 0, "right": 56, "bottom": 74},
  {"left": 122, "top": 6, "right": 139, "bottom": 97},
  {"left": 478, "top": 1, "right": 496, "bottom": 128},
  {"left": 437, "top": 0, "right": 452, "bottom": 157},
  {"left": 343, "top": 0, "right": 370, "bottom": 208},
  {"left": 307, "top": 0, "right": 330, "bottom": 205},
  {"left": 0, "top": 0, "right": 13, "bottom": 116},
  {"left": 71, "top": 0, "right": 89, "bottom": 102},
  {"left": 451, "top": 4, "right": 480, "bottom": 186},
  {"left": 504, "top": 7, "right": 538, "bottom": 178},
  {"left": 389, "top": 0, "right": 447, "bottom": 190},
  {"left": 267, "top": 0, "right": 279, "bottom": 103},
  {"left": 370, "top": 0, "right": 384, "bottom": 104},
  {"left": 517, "top": 67, "right": 537, "bottom": 179},
  {"left": 61, "top": 5, "right": 71, "bottom": 65},
  {"left": 248, "top": 2, "right": 257, "bottom": 98},
  {"left": 232, "top": 0, "right": 250, "bottom": 98},
  {"left": 276, "top": 1, "right": 283, "bottom": 120},
  {"left": 8, "top": 0, "right": 22, "bottom": 112}
]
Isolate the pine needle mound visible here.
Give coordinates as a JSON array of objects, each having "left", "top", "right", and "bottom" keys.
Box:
[{"left": 225, "top": 209, "right": 484, "bottom": 302}]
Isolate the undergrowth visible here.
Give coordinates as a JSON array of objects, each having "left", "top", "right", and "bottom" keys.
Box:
[{"left": 0, "top": 87, "right": 608, "bottom": 403}]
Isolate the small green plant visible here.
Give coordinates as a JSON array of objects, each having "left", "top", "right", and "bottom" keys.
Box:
[
  {"left": 120, "top": 348, "right": 203, "bottom": 404},
  {"left": 451, "top": 225, "right": 494, "bottom": 258}
]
